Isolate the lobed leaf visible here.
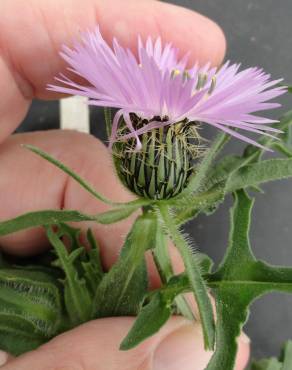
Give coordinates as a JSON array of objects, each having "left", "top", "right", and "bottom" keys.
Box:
[{"left": 206, "top": 191, "right": 292, "bottom": 370}]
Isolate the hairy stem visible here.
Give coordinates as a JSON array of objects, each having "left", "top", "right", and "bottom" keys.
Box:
[{"left": 158, "top": 204, "right": 215, "bottom": 350}]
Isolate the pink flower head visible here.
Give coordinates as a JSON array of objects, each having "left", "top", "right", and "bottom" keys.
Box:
[{"left": 48, "top": 27, "right": 286, "bottom": 150}]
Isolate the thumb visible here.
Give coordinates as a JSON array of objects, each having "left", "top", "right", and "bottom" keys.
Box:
[{"left": 1, "top": 317, "right": 249, "bottom": 370}]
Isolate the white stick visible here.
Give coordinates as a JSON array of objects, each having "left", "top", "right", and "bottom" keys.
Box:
[{"left": 60, "top": 96, "right": 90, "bottom": 133}]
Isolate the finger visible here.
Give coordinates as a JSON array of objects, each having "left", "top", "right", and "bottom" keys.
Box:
[
  {"left": 0, "top": 351, "right": 11, "bottom": 367},
  {"left": 176, "top": 291, "right": 250, "bottom": 370},
  {"left": 0, "top": 130, "right": 182, "bottom": 284},
  {"left": 235, "top": 333, "right": 250, "bottom": 370},
  {"left": 1, "top": 317, "right": 248, "bottom": 370},
  {"left": 0, "top": 0, "right": 226, "bottom": 141},
  {"left": 0, "top": 130, "right": 132, "bottom": 256}
]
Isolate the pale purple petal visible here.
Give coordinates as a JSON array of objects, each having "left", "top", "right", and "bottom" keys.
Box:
[{"left": 49, "top": 27, "right": 286, "bottom": 149}]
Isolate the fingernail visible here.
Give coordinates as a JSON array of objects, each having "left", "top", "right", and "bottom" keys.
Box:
[
  {"left": 240, "top": 331, "right": 250, "bottom": 345},
  {"left": 235, "top": 332, "right": 251, "bottom": 370},
  {"left": 0, "top": 351, "right": 10, "bottom": 366},
  {"left": 153, "top": 324, "right": 213, "bottom": 370}
]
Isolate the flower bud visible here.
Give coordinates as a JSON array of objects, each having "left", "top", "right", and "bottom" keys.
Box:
[{"left": 113, "top": 119, "right": 203, "bottom": 200}]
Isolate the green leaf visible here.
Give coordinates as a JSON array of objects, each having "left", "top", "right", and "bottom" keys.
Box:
[
  {"left": 24, "top": 145, "right": 153, "bottom": 210},
  {"left": 214, "top": 190, "right": 255, "bottom": 276},
  {"left": 0, "top": 204, "right": 143, "bottom": 237},
  {"left": 46, "top": 226, "right": 92, "bottom": 326},
  {"left": 94, "top": 205, "right": 139, "bottom": 224},
  {"left": 81, "top": 229, "right": 104, "bottom": 295},
  {"left": 178, "top": 132, "right": 229, "bottom": 197},
  {"left": 282, "top": 118, "right": 292, "bottom": 150},
  {"left": 158, "top": 204, "right": 215, "bottom": 350},
  {"left": 173, "top": 145, "right": 271, "bottom": 226},
  {"left": 93, "top": 213, "right": 156, "bottom": 317},
  {"left": 120, "top": 292, "right": 171, "bottom": 350},
  {"left": 25, "top": 144, "right": 115, "bottom": 205},
  {"left": 173, "top": 186, "right": 225, "bottom": 226},
  {"left": 203, "top": 150, "right": 260, "bottom": 192},
  {"left": 121, "top": 251, "right": 215, "bottom": 351},
  {"left": 204, "top": 155, "right": 247, "bottom": 190},
  {"left": 226, "top": 158, "right": 292, "bottom": 192},
  {"left": 251, "top": 340, "right": 292, "bottom": 370},
  {"left": 121, "top": 273, "right": 189, "bottom": 350},
  {"left": 264, "top": 113, "right": 292, "bottom": 158},
  {"left": 271, "top": 142, "right": 292, "bottom": 157},
  {"left": 0, "top": 210, "right": 96, "bottom": 236},
  {"left": 0, "top": 314, "right": 47, "bottom": 356},
  {"left": 206, "top": 191, "right": 292, "bottom": 370},
  {"left": 52, "top": 224, "right": 104, "bottom": 296},
  {"left": 172, "top": 113, "right": 292, "bottom": 226},
  {"left": 0, "top": 268, "right": 62, "bottom": 355},
  {"left": 151, "top": 215, "right": 195, "bottom": 320},
  {"left": 281, "top": 340, "right": 292, "bottom": 370},
  {"left": 173, "top": 142, "right": 292, "bottom": 227},
  {"left": 197, "top": 252, "right": 214, "bottom": 275},
  {"left": 243, "top": 110, "right": 292, "bottom": 160},
  {"left": 251, "top": 358, "right": 282, "bottom": 370}
]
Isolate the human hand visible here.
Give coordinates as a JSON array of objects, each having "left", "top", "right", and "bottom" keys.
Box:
[{"left": 0, "top": 1, "right": 249, "bottom": 369}]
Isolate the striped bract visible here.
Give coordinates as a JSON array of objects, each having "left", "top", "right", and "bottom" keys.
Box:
[{"left": 113, "top": 122, "right": 202, "bottom": 200}]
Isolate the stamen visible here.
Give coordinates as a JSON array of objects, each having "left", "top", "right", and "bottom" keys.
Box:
[
  {"left": 183, "top": 71, "right": 191, "bottom": 81},
  {"left": 208, "top": 76, "right": 217, "bottom": 95},
  {"left": 171, "top": 69, "right": 181, "bottom": 78},
  {"left": 196, "top": 73, "right": 208, "bottom": 90}
]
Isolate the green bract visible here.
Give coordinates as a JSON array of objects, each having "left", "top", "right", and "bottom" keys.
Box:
[
  {"left": 0, "top": 109, "right": 292, "bottom": 369},
  {"left": 113, "top": 118, "right": 203, "bottom": 199}
]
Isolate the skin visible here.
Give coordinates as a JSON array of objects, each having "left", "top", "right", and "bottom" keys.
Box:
[{"left": 0, "top": 1, "right": 250, "bottom": 369}]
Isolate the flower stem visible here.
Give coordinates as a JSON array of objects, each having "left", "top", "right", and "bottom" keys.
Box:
[
  {"left": 158, "top": 204, "right": 215, "bottom": 350},
  {"left": 151, "top": 219, "right": 195, "bottom": 321}
]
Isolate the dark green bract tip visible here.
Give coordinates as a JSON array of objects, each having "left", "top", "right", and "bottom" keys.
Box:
[{"left": 112, "top": 119, "right": 204, "bottom": 200}]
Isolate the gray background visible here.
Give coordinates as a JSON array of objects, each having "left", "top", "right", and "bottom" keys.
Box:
[{"left": 18, "top": 0, "right": 292, "bottom": 362}]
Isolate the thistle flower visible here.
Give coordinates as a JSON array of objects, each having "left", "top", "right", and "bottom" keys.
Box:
[{"left": 49, "top": 27, "right": 286, "bottom": 199}]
